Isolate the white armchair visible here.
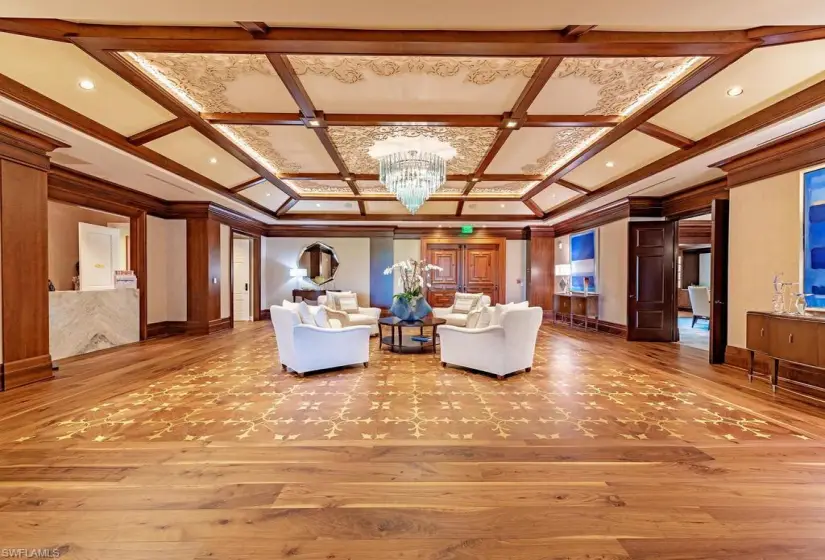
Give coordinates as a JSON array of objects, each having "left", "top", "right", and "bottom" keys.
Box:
[
  {"left": 317, "top": 295, "right": 381, "bottom": 335},
  {"left": 433, "top": 295, "right": 492, "bottom": 327},
  {"left": 439, "top": 307, "right": 543, "bottom": 378},
  {"left": 688, "top": 286, "right": 711, "bottom": 328},
  {"left": 270, "top": 305, "right": 371, "bottom": 376}
]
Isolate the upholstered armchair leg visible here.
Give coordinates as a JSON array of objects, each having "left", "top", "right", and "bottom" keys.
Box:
[
  {"left": 363, "top": 362, "right": 369, "bottom": 367},
  {"left": 525, "top": 367, "right": 532, "bottom": 372},
  {"left": 441, "top": 362, "right": 446, "bottom": 367},
  {"left": 281, "top": 364, "right": 286, "bottom": 371}
]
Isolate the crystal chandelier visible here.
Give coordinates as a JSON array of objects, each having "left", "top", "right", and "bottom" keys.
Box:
[{"left": 369, "top": 137, "right": 456, "bottom": 214}]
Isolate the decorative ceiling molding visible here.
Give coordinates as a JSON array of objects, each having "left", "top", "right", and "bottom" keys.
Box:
[
  {"left": 127, "top": 116, "right": 188, "bottom": 145},
  {"left": 327, "top": 125, "right": 498, "bottom": 174},
  {"left": 287, "top": 56, "right": 542, "bottom": 85}
]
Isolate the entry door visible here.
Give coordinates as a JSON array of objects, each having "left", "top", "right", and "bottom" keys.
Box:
[
  {"left": 627, "top": 221, "right": 677, "bottom": 341},
  {"left": 79, "top": 222, "right": 121, "bottom": 291},
  {"left": 464, "top": 244, "right": 499, "bottom": 304},
  {"left": 426, "top": 244, "right": 461, "bottom": 308},
  {"left": 709, "top": 199, "right": 730, "bottom": 363},
  {"left": 233, "top": 239, "right": 250, "bottom": 321}
]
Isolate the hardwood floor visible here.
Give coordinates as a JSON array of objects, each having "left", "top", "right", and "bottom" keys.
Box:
[{"left": 1, "top": 321, "right": 825, "bottom": 559}]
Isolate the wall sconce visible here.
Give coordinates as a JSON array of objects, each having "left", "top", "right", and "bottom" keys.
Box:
[
  {"left": 555, "top": 263, "right": 571, "bottom": 293},
  {"left": 289, "top": 268, "right": 307, "bottom": 285}
]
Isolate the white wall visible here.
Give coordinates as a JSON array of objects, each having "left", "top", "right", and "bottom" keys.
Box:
[
  {"left": 262, "top": 237, "right": 371, "bottom": 308},
  {"left": 146, "top": 217, "right": 187, "bottom": 323},
  {"left": 728, "top": 171, "right": 802, "bottom": 348},
  {"left": 506, "top": 239, "right": 527, "bottom": 303},
  {"left": 392, "top": 238, "right": 420, "bottom": 294},
  {"left": 554, "top": 219, "right": 629, "bottom": 325},
  {"left": 220, "top": 224, "right": 230, "bottom": 319},
  {"left": 699, "top": 252, "right": 711, "bottom": 287}
]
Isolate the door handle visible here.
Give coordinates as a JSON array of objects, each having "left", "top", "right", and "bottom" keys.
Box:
[
  {"left": 245, "top": 283, "right": 249, "bottom": 292},
  {"left": 629, "top": 294, "right": 635, "bottom": 299},
  {"left": 714, "top": 300, "right": 724, "bottom": 305},
  {"left": 789, "top": 333, "right": 794, "bottom": 344},
  {"left": 760, "top": 328, "right": 765, "bottom": 337}
]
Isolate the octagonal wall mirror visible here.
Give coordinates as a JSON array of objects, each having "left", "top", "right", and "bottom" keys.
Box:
[{"left": 296, "top": 242, "right": 340, "bottom": 288}]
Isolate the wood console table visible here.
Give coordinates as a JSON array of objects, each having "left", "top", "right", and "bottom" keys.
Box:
[
  {"left": 553, "top": 293, "right": 599, "bottom": 331},
  {"left": 746, "top": 311, "right": 825, "bottom": 392},
  {"left": 292, "top": 289, "right": 329, "bottom": 303}
]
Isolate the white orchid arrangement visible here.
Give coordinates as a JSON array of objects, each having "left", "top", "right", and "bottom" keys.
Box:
[{"left": 383, "top": 258, "right": 443, "bottom": 302}]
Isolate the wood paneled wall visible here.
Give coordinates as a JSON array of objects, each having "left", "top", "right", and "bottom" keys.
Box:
[
  {"left": 527, "top": 232, "right": 555, "bottom": 313},
  {"left": 186, "top": 217, "right": 228, "bottom": 334},
  {"left": 0, "top": 119, "right": 67, "bottom": 390}
]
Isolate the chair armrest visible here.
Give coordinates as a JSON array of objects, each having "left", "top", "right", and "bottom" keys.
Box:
[
  {"left": 357, "top": 307, "right": 381, "bottom": 319},
  {"left": 294, "top": 324, "right": 372, "bottom": 334},
  {"left": 432, "top": 306, "right": 454, "bottom": 318},
  {"left": 438, "top": 325, "right": 504, "bottom": 336}
]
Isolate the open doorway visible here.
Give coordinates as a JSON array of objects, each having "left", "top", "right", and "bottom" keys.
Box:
[
  {"left": 232, "top": 233, "right": 254, "bottom": 322},
  {"left": 676, "top": 214, "right": 712, "bottom": 353}
]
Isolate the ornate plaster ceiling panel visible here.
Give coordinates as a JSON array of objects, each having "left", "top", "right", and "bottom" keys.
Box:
[
  {"left": 292, "top": 180, "right": 353, "bottom": 195},
  {"left": 126, "top": 53, "right": 299, "bottom": 112},
  {"left": 470, "top": 181, "right": 534, "bottom": 196},
  {"left": 0, "top": 34, "right": 175, "bottom": 136},
  {"left": 530, "top": 56, "right": 703, "bottom": 115},
  {"left": 533, "top": 183, "right": 581, "bottom": 212},
  {"left": 145, "top": 128, "right": 258, "bottom": 187},
  {"left": 463, "top": 201, "right": 534, "bottom": 215},
  {"left": 432, "top": 181, "right": 466, "bottom": 195},
  {"left": 327, "top": 126, "right": 498, "bottom": 174},
  {"left": 224, "top": 125, "right": 338, "bottom": 174},
  {"left": 563, "top": 130, "right": 678, "bottom": 190},
  {"left": 240, "top": 182, "right": 290, "bottom": 211},
  {"left": 291, "top": 200, "right": 360, "bottom": 213},
  {"left": 486, "top": 127, "right": 610, "bottom": 176},
  {"left": 650, "top": 40, "right": 825, "bottom": 139},
  {"left": 288, "top": 56, "right": 540, "bottom": 114}
]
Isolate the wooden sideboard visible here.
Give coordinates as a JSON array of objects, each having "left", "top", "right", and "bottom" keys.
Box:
[
  {"left": 553, "top": 293, "right": 599, "bottom": 331},
  {"left": 745, "top": 311, "right": 825, "bottom": 392},
  {"left": 292, "top": 289, "right": 335, "bottom": 302}
]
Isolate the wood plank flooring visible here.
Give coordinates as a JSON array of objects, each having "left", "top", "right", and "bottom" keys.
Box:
[{"left": 1, "top": 321, "right": 824, "bottom": 559}]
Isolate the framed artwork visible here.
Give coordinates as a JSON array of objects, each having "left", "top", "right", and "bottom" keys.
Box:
[
  {"left": 570, "top": 228, "right": 598, "bottom": 292},
  {"left": 802, "top": 166, "right": 825, "bottom": 311}
]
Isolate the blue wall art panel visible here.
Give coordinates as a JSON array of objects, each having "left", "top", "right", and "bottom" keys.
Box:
[
  {"left": 570, "top": 229, "right": 598, "bottom": 292},
  {"left": 803, "top": 167, "right": 825, "bottom": 310}
]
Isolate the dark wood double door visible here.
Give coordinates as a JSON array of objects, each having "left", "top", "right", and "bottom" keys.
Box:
[{"left": 423, "top": 239, "right": 505, "bottom": 308}]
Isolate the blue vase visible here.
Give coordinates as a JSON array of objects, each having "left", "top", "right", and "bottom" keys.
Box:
[
  {"left": 390, "top": 297, "right": 413, "bottom": 321},
  {"left": 390, "top": 296, "right": 432, "bottom": 321},
  {"left": 410, "top": 297, "right": 433, "bottom": 321}
]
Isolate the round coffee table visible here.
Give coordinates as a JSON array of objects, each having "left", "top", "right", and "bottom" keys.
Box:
[{"left": 378, "top": 316, "right": 446, "bottom": 354}]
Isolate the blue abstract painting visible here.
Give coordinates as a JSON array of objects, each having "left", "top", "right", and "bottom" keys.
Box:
[
  {"left": 570, "top": 229, "right": 597, "bottom": 292},
  {"left": 803, "top": 167, "right": 825, "bottom": 310}
]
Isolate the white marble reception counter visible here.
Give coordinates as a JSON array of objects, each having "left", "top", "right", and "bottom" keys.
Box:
[{"left": 49, "top": 288, "right": 140, "bottom": 360}]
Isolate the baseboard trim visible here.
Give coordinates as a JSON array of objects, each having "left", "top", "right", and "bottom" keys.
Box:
[
  {"left": 147, "top": 321, "right": 188, "bottom": 339},
  {"left": 208, "top": 317, "right": 232, "bottom": 333},
  {"left": 2, "top": 353, "right": 53, "bottom": 391},
  {"left": 548, "top": 312, "right": 627, "bottom": 338},
  {"left": 725, "top": 345, "right": 825, "bottom": 399}
]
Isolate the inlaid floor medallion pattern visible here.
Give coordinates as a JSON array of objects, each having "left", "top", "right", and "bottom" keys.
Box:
[{"left": 12, "top": 325, "right": 811, "bottom": 445}]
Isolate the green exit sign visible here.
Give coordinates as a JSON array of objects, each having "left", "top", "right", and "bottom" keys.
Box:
[{"left": 461, "top": 225, "right": 474, "bottom": 234}]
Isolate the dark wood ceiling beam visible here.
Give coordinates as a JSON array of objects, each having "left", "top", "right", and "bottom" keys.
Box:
[
  {"left": 556, "top": 179, "right": 590, "bottom": 195},
  {"left": 279, "top": 212, "right": 539, "bottom": 222},
  {"left": 524, "top": 50, "right": 754, "bottom": 201},
  {"left": 747, "top": 26, "right": 825, "bottom": 46},
  {"left": 0, "top": 71, "right": 279, "bottom": 220},
  {"left": 455, "top": 200, "right": 465, "bottom": 216},
  {"left": 71, "top": 42, "right": 299, "bottom": 200},
  {"left": 524, "top": 199, "right": 544, "bottom": 217},
  {"left": 4, "top": 19, "right": 770, "bottom": 56},
  {"left": 358, "top": 200, "right": 367, "bottom": 216},
  {"left": 275, "top": 198, "right": 299, "bottom": 217},
  {"left": 562, "top": 25, "right": 597, "bottom": 38},
  {"left": 543, "top": 75, "right": 825, "bottom": 221},
  {"left": 230, "top": 177, "right": 266, "bottom": 193},
  {"left": 200, "top": 112, "right": 622, "bottom": 128},
  {"left": 127, "top": 117, "right": 188, "bottom": 145},
  {"left": 637, "top": 121, "right": 696, "bottom": 149}
]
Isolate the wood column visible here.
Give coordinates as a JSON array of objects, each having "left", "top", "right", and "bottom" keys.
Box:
[
  {"left": 527, "top": 229, "right": 555, "bottom": 316},
  {"left": 186, "top": 217, "right": 227, "bottom": 334},
  {"left": 0, "top": 119, "right": 67, "bottom": 390}
]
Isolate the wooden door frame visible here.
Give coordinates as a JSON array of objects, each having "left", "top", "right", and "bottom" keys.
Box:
[
  {"left": 229, "top": 229, "right": 262, "bottom": 325},
  {"left": 709, "top": 199, "right": 730, "bottom": 363},
  {"left": 420, "top": 236, "right": 507, "bottom": 304}
]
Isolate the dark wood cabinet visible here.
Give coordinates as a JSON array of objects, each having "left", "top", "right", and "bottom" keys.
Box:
[{"left": 745, "top": 312, "right": 825, "bottom": 392}]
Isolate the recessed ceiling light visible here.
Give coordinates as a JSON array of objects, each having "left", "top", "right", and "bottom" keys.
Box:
[
  {"left": 505, "top": 120, "right": 517, "bottom": 128},
  {"left": 307, "top": 119, "right": 320, "bottom": 127},
  {"left": 471, "top": 178, "right": 480, "bottom": 182},
  {"left": 209, "top": 157, "right": 218, "bottom": 164},
  {"left": 78, "top": 79, "right": 95, "bottom": 91},
  {"left": 438, "top": 224, "right": 442, "bottom": 228},
  {"left": 727, "top": 85, "right": 744, "bottom": 97},
  {"left": 605, "top": 161, "right": 615, "bottom": 168},
  {"left": 500, "top": 203, "right": 505, "bottom": 208},
  {"left": 316, "top": 203, "right": 321, "bottom": 207},
  {"left": 266, "top": 192, "right": 271, "bottom": 197}
]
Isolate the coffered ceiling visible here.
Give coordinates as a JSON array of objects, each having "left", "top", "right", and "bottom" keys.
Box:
[{"left": 0, "top": 16, "right": 824, "bottom": 225}]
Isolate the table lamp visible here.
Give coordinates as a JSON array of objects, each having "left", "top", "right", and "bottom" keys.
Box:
[{"left": 555, "top": 264, "right": 571, "bottom": 293}]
